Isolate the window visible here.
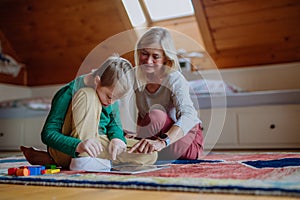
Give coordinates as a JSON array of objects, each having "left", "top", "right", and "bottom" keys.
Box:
[
  {"left": 122, "top": 0, "right": 194, "bottom": 27},
  {"left": 122, "top": 0, "right": 146, "bottom": 27},
  {"left": 143, "top": 0, "right": 194, "bottom": 21}
]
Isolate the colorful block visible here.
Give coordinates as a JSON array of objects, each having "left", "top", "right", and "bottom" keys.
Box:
[
  {"left": 8, "top": 168, "right": 18, "bottom": 175},
  {"left": 45, "top": 164, "right": 57, "bottom": 169},
  {"left": 41, "top": 169, "right": 60, "bottom": 174},
  {"left": 27, "top": 166, "right": 46, "bottom": 176},
  {"left": 16, "top": 168, "right": 30, "bottom": 176},
  {"left": 8, "top": 165, "right": 60, "bottom": 176}
]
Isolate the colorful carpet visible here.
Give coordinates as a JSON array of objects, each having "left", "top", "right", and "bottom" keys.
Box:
[{"left": 0, "top": 152, "right": 299, "bottom": 197}]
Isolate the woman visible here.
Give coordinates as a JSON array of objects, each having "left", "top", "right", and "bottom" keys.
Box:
[{"left": 128, "top": 27, "right": 204, "bottom": 160}]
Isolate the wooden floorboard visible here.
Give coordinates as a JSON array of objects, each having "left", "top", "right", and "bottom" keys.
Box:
[{"left": 0, "top": 184, "right": 298, "bottom": 200}]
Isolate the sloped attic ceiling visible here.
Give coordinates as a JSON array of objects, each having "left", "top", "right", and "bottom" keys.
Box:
[
  {"left": 0, "top": 0, "right": 299, "bottom": 86},
  {"left": 0, "top": 0, "right": 134, "bottom": 86},
  {"left": 192, "top": 0, "right": 300, "bottom": 68}
]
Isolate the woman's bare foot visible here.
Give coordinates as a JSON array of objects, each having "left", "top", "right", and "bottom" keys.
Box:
[{"left": 20, "top": 146, "right": 57, "bottom": 166}]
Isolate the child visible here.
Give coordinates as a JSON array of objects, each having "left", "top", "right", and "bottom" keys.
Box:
[
  {"left": 128, "top": 27, "right": 204, "bottom": 160},
  {"left": 21, "top": 55, "right": 157, "bottom": 171}
]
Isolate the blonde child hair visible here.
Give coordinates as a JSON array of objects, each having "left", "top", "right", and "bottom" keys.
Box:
[{"left": 92, "top": 55, "right": 134, "bottom": 97}]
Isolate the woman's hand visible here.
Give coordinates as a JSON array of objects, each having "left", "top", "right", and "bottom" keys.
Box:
[
  {"left": 109, "top": 138, "right": 127, "bottom": 160},
  {"left": 76, "top": 138, "right": 103, "bottom": 157},
  {"left": 128, "top": 139, "right": 165, "bottom": 154}
]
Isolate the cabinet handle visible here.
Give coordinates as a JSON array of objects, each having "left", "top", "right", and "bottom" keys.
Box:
[
  {"left": 270, "top": 124, "right": 276, "bottom": 129},
  {"left": 0, "top": 132, "right": 4, "bottom": 137}
]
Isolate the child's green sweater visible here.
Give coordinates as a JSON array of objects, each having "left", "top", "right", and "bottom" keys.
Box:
[{"left": 41, "top": 76, "right": 125, "bottom": 158}]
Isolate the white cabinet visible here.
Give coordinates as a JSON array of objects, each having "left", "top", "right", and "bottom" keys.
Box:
[
  {"left": 0, "top": 119, "right": 24, "bottom": 149},
  {"left": 200, "top": 105, "right": 300, "bottom": 149},
  {"left": 0, "top": 117, "right": 47, "bottom": 150},
  {"left": 23, "top": 117, "right": 47, "bottom": 149},
  {"left": 238, "top": 105, "right": 300, "bottom": 148},
  {"left": 200, "top": 109, "right": 238, "bottom": 149}
]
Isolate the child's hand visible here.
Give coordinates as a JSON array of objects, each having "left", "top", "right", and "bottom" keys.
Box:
[
  {"left": 76, "top": 138, "right": 103, "bottom": 157},
  {"left": 109, "top": 138, "right": 126, "bottom": 160}
]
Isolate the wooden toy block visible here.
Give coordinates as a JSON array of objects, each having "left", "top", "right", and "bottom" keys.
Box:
[
  {"left": 16, "top": 168, "right": 30, "bottom": 176},
  {"left": 45, "top": 164, "right": 57, "bottom": 169},
  {"left": 8, "top": 168, "right": 18, "bottom": 175},
  {"left": 49, "top": 169, "right": 60, "bottom": 174},
  {"left": 41, "top": 169, "right": 60, "bottom": 174},
  {"left": 27, "top": 166, "right": 46, "bottom": 176}
]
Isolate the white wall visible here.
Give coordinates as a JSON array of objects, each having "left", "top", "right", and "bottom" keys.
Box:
[
  {"left": 0, "top": 84, "right": 63, "bottom": 101},
  {"left": 0, "top": 83, "right": 31, "bottom": 101},
  {"left": 31, "top": 84, "right": 63, "bottom": 98},
  {"left": 183, "top": 62, "right": 300, "bottom": 91}
]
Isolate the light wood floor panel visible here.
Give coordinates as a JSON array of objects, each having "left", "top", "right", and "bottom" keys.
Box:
[{"left": 0, "top": 184, "right": 298, "bottom": 200}]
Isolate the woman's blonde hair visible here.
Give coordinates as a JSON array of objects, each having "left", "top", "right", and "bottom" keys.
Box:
[{"left": 134, "top": 27, "right": 180, "bottom": 90}]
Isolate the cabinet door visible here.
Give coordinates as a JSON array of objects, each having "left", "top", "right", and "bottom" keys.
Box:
[
  {"left": 238, "top": 105, "right": 300, "bottom": 148},
  {"left": 0, "top": 119, "right": 24, "bottom": 150},
  {"left": 200, "top": 108, "right": 238, "bottom": 149},
  {"left": 23, "top": 117, "right": 47, "bottom": 150}
]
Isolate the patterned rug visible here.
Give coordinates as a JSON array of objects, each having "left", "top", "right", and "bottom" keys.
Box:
[{"left": 0, "top": 152, "right": 299, "bottom": 197}]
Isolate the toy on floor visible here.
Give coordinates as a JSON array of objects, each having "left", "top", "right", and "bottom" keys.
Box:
[{"left": 8, "top": 165, "right": 60, "bottom": 176}]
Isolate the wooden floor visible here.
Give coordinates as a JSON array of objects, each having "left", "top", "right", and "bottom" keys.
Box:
[{"left": 0, "top": 183, "right": 298, "bottom": 200}]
